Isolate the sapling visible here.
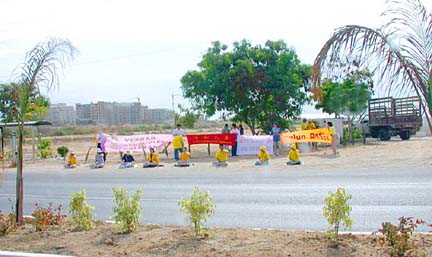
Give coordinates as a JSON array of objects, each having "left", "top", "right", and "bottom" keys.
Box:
[
  {"left": 69, "top": 190, "right": 95, "bottom": 230},
  {"left": 322, "top": 187, "right": 352, "bottom": 239},
  {"left": 178, "top": 187, "right": 216, "bottom": 237},
  {"left": 111, "top": 187, "right": 142, "bottom": 233}
]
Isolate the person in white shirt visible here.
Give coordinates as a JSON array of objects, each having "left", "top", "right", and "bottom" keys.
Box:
[
  {"left": 230, "top": 123, "right": 240, "bottom": 156},
  {"left": 172, "top": 124, "right": 185, "bottom": 136}
]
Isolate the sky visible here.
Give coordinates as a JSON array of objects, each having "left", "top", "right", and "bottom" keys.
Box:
[{"left": 0, "top": 0, "right": 409, "bottom": 114}]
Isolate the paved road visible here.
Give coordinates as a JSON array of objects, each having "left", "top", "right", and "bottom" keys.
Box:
[{"left": 1, "top": 167, "right": 431, "bottom": 232}]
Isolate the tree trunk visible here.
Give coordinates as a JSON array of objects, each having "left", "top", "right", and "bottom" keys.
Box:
[{"left": 15, "top": 125, "right": 24, "bottom": 224}]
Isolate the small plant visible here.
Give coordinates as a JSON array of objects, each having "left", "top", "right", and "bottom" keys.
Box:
[
  {"left": 0, "top": 211, "right": 17, "bottom": 236},
  {"left": 322, "top": 187, "right": 352, "bottom": 240},
  {"left": 377, "top": 217, "right": 428, "bottom": 257},
  {"left": 31, "top": 203, "right": 66, "bottom": 231},
  {"left": 57, "top": 146, "right": 69, "bottom": 159},
  {"left": 37, "top": 138, "right": 53, "bottom": 159},
  {"left": 111, "top": 187, "right": 142, "bottom": 233},
  {"left": 178, "top": 187, "right": 216, "bottom": 237},
  {"left": 69, "top": 190, "right": 95, "bottom": 231}
]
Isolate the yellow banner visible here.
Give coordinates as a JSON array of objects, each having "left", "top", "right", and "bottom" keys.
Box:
[{"left": 280, "top": 128, "right": 331, "bottom": 143}]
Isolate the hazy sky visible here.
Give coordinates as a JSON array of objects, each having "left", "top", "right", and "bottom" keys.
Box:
[{"left": 0, "top": 0, "right": 404, "bottom": 113}]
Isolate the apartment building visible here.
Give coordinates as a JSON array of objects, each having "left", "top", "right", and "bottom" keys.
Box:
[{"left": 46, "top": 103, "right": 76, "bottom": 125}]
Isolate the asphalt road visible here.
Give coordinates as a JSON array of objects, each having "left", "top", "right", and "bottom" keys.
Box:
[{"left": 1, "top": 167, "right": 431, "bottom": 232}]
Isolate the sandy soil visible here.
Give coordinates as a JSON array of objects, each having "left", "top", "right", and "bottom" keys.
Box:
[{"left": 0, "top": 136, "right": 431, "bottom": 257}]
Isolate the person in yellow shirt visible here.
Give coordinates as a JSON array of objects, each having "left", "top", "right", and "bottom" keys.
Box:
[
  {"left": 301, "top": 118, "right": 308, "bottom": 131},
  {"left": 307, "top": 119, "right": 318, "bottom": 150},
  {"left": 327, "top": 121, "right": 338, "bottom": 156},
  {"left": 172, "top": 134, "right": 184, "bottom": 161},
  {"left": 143, "top": 148, "right": 160, "bottom": 168},
  {"left": 65, "top": 151, "right": 78, "bottom": 168},
  {"left": 175, "top": 146, "right": 191, "bottom": 167},
  {"left": 213, "top": 144, "right": 229, "bottom": 167},
  {"left": 255, "top": 146, "right": 270, "bottom": 166},
  {"left": 287, "top": 144, "right": 301, "bottom": 165}
]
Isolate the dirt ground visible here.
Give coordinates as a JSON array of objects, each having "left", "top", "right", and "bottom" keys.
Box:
[{"left": 0, "top": 135, "right": 431, "bottom": 256}]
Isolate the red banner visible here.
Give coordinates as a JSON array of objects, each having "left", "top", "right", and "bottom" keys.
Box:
[{"left": 186, "top": 133, "right": 237, "bottom": 146}]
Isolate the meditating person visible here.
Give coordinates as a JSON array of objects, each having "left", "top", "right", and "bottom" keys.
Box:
[
  {"left": 65, "top": 151, "right": 78, "bottom": 168},
  {"left": 175, "top": 146, "right": 191, "bottom": 167},
  {"left": 91, "top": 148, "right": 105, "bottom": 169},
  {"left": 143, "top": 147, "right": 160, "bottom": 168},
  {"left": 255, "top": 146, "right": 270, "bottom": 166},
  {"left": 213, "top": 144, "right": 229, "bottom": 167},
  {"left": 287, "top": 144, "right": 301, "bottom": 165},
  {"left": 120, "top": 151, "right": 135, "bottom": 169}
]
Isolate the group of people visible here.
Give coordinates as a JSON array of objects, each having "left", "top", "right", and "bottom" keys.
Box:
[{"left": 64, "top": 120, "right": 336, "bottom": 169}]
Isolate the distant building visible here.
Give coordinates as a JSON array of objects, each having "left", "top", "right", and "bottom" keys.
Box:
[
  {"left": 75, "top": 101, "right": 173, "bottom": 125},
  {"left": 46, "top": 103, "right": 76, "bottom": 125},
  {"left": 143, "top": 108, "right": 173, "bottom": 123}
]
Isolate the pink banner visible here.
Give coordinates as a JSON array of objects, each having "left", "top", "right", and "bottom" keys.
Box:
[{"left": 103, "top": 134, "right": 173, "bottom": 152}]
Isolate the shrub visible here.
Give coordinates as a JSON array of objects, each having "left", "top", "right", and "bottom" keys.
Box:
[
  {"left": 322, "top": 187, "right": 352, "bottom": 240},
  {"left": 0, "top": 211, "right": 17, "bottom": 236},
  {"left": 37, "top": 139, "right": 53, "bottom": 159},
  {"left": 111, "top": 187, "right": 142, "bottom": 233},
  {"left": 377, "top": 217, "right": 427, "bottom": 257},
  {"left": 178, "top": 187, "right": 216, "bottom": 237},
  {"left": 32, "top": 203, "right": 66, "bottom": 231},
  {"left": 57, "top": 146, "right": 69, "bottom": 158},
  {"left": 69, "top": 190, "right": 95, "bottom": 231}
]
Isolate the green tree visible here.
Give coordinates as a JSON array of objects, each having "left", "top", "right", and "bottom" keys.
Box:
[
  {"left": 322, "top": 187, "right": 353, "bottom": 240},
  {"left": 0, "top": 38, "right": 77, "bottom": 224},
  {"left": 311, "top": 0, "right": 432, "bottom": 134},
  {"left": 181, "top": 39, "right": 310, "bottom": 134}
]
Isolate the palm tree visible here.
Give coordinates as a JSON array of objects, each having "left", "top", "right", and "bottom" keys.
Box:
[
  {"left": 6, "top": 38, "right": 77, "bottom": 223},
  {"left": 311, "top": 0, "right": 432, "bottom": 134}
]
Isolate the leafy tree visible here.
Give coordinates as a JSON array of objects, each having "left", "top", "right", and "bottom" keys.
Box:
[
  {"left": 322, "top": 187, "right": 353, "bottom": 240},
  {"left": 0, "top": 38, "right": 77, "bottom": 224},
  {"left": 311, "top": 0, "right": 432, "bottom": 134},
  {"left": 181, "top": 40, "right": 310, "bottom": 134}
]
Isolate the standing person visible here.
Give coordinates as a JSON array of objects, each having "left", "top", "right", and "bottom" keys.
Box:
[
  {"left": 172, "top": 124, "right": 184, "bottom": 161},
  {"left": 287, "top": 144, "right": 301, "bottom": 165},
  {"left": 230, "top": 123, "right": 240, "bottom": 156},
  {"left": 307, "top": 119, "right": 318, "bottom": 150},
  {"left": 173, "top": 123, "right": 185, "bottom": 137},
  {"left": 271, "top": 122, "right": 282, "bottom": 156},
  {"left": 255, "top": 146, "right": 270, "bottom": 166},
  {"left": 221, "top": 124, "right": 230, "bottom": 134},
  {"left": 301, "top": 118, "right": 308, "bottom": 131},
  {"left": 213, "top": 144, "right": 229, "bottom": 167},
  {"left": 239, "top": 124, "right": 244, "bottom": 135},
  {"left": 327, "top": 121, "right": 337, "bottom": 156}
]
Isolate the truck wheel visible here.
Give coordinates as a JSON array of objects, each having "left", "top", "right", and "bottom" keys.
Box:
[
  {"left": 378, "top": 128, "right": 391, "bottom": 141},
  {"left": 400, "top": 131, "right": 411, "bottom": 140}
]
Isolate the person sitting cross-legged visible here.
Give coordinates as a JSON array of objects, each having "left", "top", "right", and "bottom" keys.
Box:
[
  {"left": 255, "top": 146, "right": 270, "bottom": 166},
  {"left": 287, "top": 144, "right": 301, "bottom": 166},
  {"left": 119, "top": 151, "right": 135, "bottom": 169},
  {"left": 175, "top": 147, "right": 191, "bottom": 167},
  {"left": 143, "top": 148, "right": 160, "bottom": 168},
  {"left": 64, "top": 151, "right": 78, "bottom": 168},
  {"left": 213, "top": 144, "right": 229, "bottom": 167},
  {"left": 91, "top": 148, "right": 105, "bottom": 169}
]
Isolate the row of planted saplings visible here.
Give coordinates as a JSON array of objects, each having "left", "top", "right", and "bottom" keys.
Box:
[{"left": 1, "top": 187, "right": 430, "bottom": 257}]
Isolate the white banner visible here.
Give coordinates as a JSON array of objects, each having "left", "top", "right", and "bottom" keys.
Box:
[
  {"left": 103, "top": 134, "right": 173, "bottom": 152},
  {"left": 237, "top": 135, "right": 274, "bottom": 156}
]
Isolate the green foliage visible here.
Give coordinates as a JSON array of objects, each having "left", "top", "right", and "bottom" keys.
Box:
[
  {"left": 178, "top": 111, "right": 199, "bottom": 129},
  {"left": 31, "top": 203, "right": 66, "bottom": 231},
  {"left": 37, "top": 138, "right": 53, "bottom": 159},
  {"left": 0, "top": 212, "right": 17, "bottom": 236},
  {"left": 111, "top": 187, "right": 142, "bottom": 233},
  {"left": 69, "top": 190, "right": 95, "bottom": 231},
  {"left": 181, "top": 39, "right": 311, "bottom": 135},
  {"left": 377, "top": 217, "right": 429, "bottom": 257},
  {"left": 178, "top": 187, "right": 216, "bottom": 237},
  {"left": 56, "top": 146, "right": 69, "bottom": 158},
  {"left": 322, "top": 187, "right": 352, "bottom": 240}
]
